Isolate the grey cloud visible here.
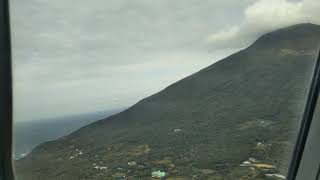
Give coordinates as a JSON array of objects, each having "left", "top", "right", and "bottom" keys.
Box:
[{"left": 11, "top": 0, "right": 253, "bottom": 122}]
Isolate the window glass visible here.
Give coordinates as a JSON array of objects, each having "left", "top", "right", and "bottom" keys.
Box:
[
  {"left": 10, "top": 0, "right": 320, "bottom": 179},
  {"left": 295, "top": 93, "right": 320, "bottom": 179}
]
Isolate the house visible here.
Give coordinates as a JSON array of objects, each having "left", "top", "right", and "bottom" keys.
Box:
[
  {"left": 253, "top": 163, "right": 275, "bottom": 169},
  {"left": 265, "top": 174, "right": 286, "bottom": 179},
  {"left": 152, "top": 170, "right": 166, "bottom": 178},
  {"left": 128, "top": 161, "right": 137, "bottom": 166},
  {"left": 240, "top": 161, "right": 251, "bottom": 167},
  {"left": 239, "top": 158, "right": 275, "bottom": 170}
]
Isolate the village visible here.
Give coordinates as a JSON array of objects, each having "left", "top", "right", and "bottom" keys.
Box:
[
  {"left": 239, "top": 157, "right": 286, "bottom": 179},
  {"left": 64, "top": 135, "right": 287, "bottom": 180}
]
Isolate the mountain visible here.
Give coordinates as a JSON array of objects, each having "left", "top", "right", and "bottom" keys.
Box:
[{"left": 15, "top": 24, "right": 320, "bottom": 180}]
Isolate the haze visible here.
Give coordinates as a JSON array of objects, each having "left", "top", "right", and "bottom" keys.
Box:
[{"left": 10, "top": 0, "right": 320, "bottom": 122}]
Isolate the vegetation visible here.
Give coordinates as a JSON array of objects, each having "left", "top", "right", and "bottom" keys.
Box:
[{"left": 15, "top": 23, "right": 320, "bottom": 180}]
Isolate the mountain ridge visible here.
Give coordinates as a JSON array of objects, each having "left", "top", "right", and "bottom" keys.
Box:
[
  {"left": 16, "top": 23, "right": 320, "bottom": 180},
  {"left": 66, "top": 23, "right": 320, "bottom": 133}
]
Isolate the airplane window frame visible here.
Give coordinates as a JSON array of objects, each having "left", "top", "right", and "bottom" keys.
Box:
[
  {"left": 0, "top": 0, "right": 14, "bottom": 180},
  {"left": 1, "top": 1, "right": 320, "bottom": 179},
  {"left": 286, "top": 50, "right": 320, "bottom": 180},
  {"left": 294, "top": 95, "right": 320, "bottom": 179}
]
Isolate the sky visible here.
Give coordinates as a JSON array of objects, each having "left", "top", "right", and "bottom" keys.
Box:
[{"left": 10, "top": 0, "right": 320, "bottom": 122}]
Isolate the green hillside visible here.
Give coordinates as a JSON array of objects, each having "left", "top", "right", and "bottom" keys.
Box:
[{"left": 15, "top": 23, "right": 320, "bottom": 180}]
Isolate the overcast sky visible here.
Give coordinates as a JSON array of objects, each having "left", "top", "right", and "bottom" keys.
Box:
[{"left": 10, "top": 0, "right": 320, "bottom": 122}]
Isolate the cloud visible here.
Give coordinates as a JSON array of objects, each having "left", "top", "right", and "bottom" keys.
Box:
[
  {"left": 11, "top": 0, "right": 254, "bottom": 122},
  {"left": 12, "top": 51, "right": 227, "bottom": 122},
  {"left": 206, "top": 0, "right": 320, "bottom": 48},
  {"left": 18, "top": 0, "right": 318, "bottom": 122}
]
